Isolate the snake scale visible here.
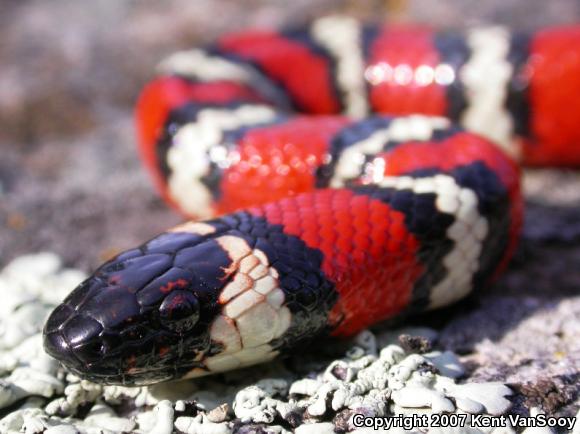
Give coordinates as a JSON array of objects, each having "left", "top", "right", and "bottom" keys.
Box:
[{"left": 43, "top": 17, "right": 580, "bottom": 385}]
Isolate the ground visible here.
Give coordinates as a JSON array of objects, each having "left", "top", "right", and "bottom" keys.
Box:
[{"left": 0, "top": 0, "right": 578, "bottom": 429}]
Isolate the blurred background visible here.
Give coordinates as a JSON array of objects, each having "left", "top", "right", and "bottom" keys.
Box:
[{"left": 1, "top": 0, "right": 580, "bottom": 269}]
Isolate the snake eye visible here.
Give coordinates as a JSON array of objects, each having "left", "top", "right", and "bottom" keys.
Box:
[{"left": 159, "top": 290, "right": 200, "bottom": 333}]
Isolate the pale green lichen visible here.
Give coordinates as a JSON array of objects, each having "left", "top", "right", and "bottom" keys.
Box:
[{"left": 0, "top": 253, "right": 542, "bottom": 434}]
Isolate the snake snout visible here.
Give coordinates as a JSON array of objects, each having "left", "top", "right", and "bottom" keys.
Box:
[
  {"left": 42, "top": 238, "right": 222, "bottom": 385},
  {"left": 43, "top": 304, "right": 107, "bottom": 373}
]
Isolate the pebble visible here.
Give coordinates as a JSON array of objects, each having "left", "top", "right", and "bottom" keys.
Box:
[
  {"left": 44, "top": 425, "right": 80, "bottom": 434},
  {"left": 0, "top": 253, "right": 540, "bottom": 432},
  {"left": 206, "top": 403, "right": 230, "bottom": 423},
  {"left": 521, "top": 408, "right": 555, "bottom": 434},
  {"left": 145, "top": 400, "right": 174, "bottom": 434},
  {"left": 289, "top": 379, "right": 321, "bottom": 396},
  {"left": 573, "top": 408, "right": 580, "bottom": 434},
  {"left": 174, "top": 415, "right": 232, "bottom": 434},
  {"left": 424, "top": 350, "right": 465, "bottom": 378},
  {"left": 83, "top": 402, "right": 136, "bottom": 432},
  {"left": 445, "top": 382, "right": 513, "bottom": 416},
  {"left": 391, "top": 386, "right": 455, "bottom": 412},
  {"left": 295, "top": 422, "right": 335, "bottom": 434}
]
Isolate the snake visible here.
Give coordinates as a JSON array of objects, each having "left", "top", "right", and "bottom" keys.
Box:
[{"left": 43, "top": 17, "right": 580, "bottom": 386}]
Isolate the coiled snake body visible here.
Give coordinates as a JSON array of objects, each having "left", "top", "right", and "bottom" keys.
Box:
[{"left": 43, "top": 18, "right": 580, "bottom": 385}]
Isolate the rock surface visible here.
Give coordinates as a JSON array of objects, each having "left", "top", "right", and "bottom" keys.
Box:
[{"left": 0, "top": 253, "right": 538, "bottom": 433}]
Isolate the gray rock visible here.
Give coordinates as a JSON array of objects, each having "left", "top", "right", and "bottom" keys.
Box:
[{"left": 0, "top": 248, "right": 569, "bottom": 432}]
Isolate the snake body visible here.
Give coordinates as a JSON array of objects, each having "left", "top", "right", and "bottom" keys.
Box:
[{"left": 44, "top": 18, "right": 580, "bottom": 385}]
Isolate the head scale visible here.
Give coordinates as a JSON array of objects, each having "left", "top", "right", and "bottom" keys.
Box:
[
  {"left": 43, "top": 222, "right": 238, "bottom": 385},
  {"left": 44, "top": 220, "right": 300, "bottom": 385}
]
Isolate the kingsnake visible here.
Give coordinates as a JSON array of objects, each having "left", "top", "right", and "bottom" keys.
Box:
[{"left": 43, "top": 17, "right": 580, "bottom": 385}]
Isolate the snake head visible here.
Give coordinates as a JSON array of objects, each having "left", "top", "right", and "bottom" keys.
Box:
[
  {"left": 42, "top": 222, "right": 231, "bottom": 386},
  {"left": 42, "top": 216, "right": 322, "bottom": 386}
]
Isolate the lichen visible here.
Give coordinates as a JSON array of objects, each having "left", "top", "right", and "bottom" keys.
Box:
[{"left": 0, "top": 253, "right": 547, "bottom": 434}]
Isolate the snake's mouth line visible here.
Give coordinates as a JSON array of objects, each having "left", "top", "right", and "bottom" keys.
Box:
[{"left": 48, "top": 14, "right": 580, "bottom": 386}]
